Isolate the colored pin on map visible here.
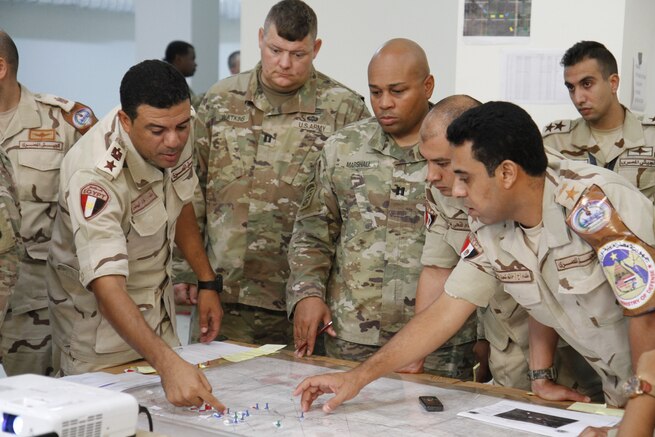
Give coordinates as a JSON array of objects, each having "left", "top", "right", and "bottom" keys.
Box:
[
  {"left": 265, "top": 402, "right": 269, "bottom": 410},
  {"left": 274, "top": 420, "right": 282, "bottom": 428}
]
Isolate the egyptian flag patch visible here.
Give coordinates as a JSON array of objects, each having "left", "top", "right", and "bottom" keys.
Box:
[
  {"left": 424, "top": 204, "right": 437, "bottom": 230},
  {"left": 460, "top": 233, "right": 482, "bottom": 259},
  {"left": 80, "top": 183, "right": 110, "bottom": 220}
]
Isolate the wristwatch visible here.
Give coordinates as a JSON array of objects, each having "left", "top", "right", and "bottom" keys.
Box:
[
  {"left": 623, "top": 375, "right": 654, "bottom": 399},
  {"left": 197, "top": 275, "right": 223, "bottom": 293},
  {"left": 527, "top": 366, "right": 557, "bottom": 381}
]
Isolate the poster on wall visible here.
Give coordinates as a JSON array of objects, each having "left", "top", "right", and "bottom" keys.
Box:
[
  {"left": 631, "top": 54, "right": 647, "bottom": 112},
  {"left": 463, "top": 0, "right": 531, "bottom": 44}
]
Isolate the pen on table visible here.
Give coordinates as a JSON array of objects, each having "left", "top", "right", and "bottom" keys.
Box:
[{"left": 295, "top": 320, "right": 333, "bottom": 354}]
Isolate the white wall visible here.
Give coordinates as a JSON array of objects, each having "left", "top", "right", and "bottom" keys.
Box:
[
  {"left": 454, "top": 0, "right": 627, "bottom": 128},
  {"left": 621, "top": 0, "right": 655, "bottom": 115},
  {"left": 240, "top": 0, "right": 459, "bottom": 111},
  {"left": 0, "top": 3, "right": 135, "bottom": 117}
]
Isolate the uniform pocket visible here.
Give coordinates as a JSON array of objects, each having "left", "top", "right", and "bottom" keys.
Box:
[
  {"left": 94, "top": 287, "right": 157, "bottom": 354},
  {"left": 17, "top": 149, "right": 64, "bottom": 202},
  {"left": 558, "top": 265, "right": 623, "bottom": 327},
  {"left": 127, "top": 200, "right": 167, "bottom": 259}
]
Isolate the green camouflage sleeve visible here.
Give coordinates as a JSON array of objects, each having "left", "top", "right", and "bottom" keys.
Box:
[
  {"left": 172, "top": 112, "right": 208, "bottom": 285},
  {"left": 0, "top": 155, "right": 23, "bottom": 328},
  {"left": 286, "top": 146, "right": 342, "bottom": 317}
]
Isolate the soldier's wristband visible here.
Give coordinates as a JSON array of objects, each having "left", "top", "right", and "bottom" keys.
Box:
[{"left": 197, "top": 276, "right": 223, "bottom": 293}]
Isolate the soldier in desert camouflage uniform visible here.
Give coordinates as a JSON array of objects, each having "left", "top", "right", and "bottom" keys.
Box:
[
  {"left": 47, "top": 60, "right": 224, "bottom": 411},
  {"left": 419, "top": 96, "right": 601, "bottom": 396},
  {"left": 0, "top": 30, "right": 96, "bottom": 376},
  {"left": 287, "top": 39, "right": 476, "bottom": 378},
  {"left": 543, "top": 41, "right": 655, "bottom": 202},
  {"left": 176, "top": 0, "right": 369, "bottom": 346},
  {"left": 0, "top": 149, "right": 21, "bottom": 337}
]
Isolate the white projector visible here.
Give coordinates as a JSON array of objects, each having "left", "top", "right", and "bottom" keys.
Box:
[{"left": 0, "top": 374, "right": 138, "bottom": 437}]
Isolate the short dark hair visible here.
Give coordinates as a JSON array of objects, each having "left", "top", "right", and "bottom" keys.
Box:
[
  {"left": 264, "top": 0, "right": 318, "bottom": 41},
  {"left": 447, "top": 101, "right": 547, "bottom": 177},
  {"left": 164, "top": 40, "right": 194, "bottom": 63},
  {"left": 228, "top": 50, "right": 240, "bottom": 69},
  {"left": 120, "top": 60, "right": 190, "bottom": 120},
  {"left": 0, "top": 30, "right": 19, "bottom": 75},
  {"left": 561, "top": 41, "right": 618, "bottom": 79}
]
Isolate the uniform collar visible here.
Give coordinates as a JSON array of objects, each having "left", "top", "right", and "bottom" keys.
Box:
[
  {"left": 571, "top": 106, "right": 644, "bottom": 157},
  {"left": 116, "top": 115, "right": 164, "bottom": 189},
  {"left": 368, "top": 122, "right": 424, "bottom": 164},
  {"left": 3, "top": 84, "right": 41, "bottom": 140},
  {"left": 245, "top": 62, "right": 318, "bottom": 115}
]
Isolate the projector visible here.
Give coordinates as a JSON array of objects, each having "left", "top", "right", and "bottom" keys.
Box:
[{"left": 0, "top": 374, "right": 138, "bottom": 437}]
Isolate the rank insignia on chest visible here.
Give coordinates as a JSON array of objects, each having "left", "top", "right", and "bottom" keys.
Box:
[{"left": 80, "top": 183, "right": 110, "bottom": 220}]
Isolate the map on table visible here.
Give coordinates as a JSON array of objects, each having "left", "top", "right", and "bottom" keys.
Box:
[{"left": 126, "top": 356, "right": 542, "bottom": 436}]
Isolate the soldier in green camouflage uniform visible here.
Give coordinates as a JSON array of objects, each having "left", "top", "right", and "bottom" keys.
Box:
[
  {"left": 287, "top": 40, "right": 476, "bottom": 378},
  {"left": 543, "top": 41, "right": 655, "bottom": 203},
  {"left": 0, "top": 30, "right": 96, "bottom": 376},
  {"left": 0, "top": 149, "right": 22, "bottom": 339},
  {"left": 176, "top": 0, "right": 369, "bottom": 346}
]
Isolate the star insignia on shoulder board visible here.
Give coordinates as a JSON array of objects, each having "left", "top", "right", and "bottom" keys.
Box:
[
  {"left": 554, "top": 121, "right": 565, "bottom": 131},
  {"left": 104, "top": 160, "right": 116, "bottom": 171},
  {"left": 565, "top": 187, "right": 579, "bottom": 200},
  {"left": 545, "top": 123, "right": 555, "bottom": 132}
]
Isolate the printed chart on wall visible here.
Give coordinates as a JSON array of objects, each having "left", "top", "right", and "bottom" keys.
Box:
[
  {"left": 463, "top": 0, "right": 532, "bottom": 39},
  {"left": 126, "top": 356, "right": 616, "bottom": 437}
]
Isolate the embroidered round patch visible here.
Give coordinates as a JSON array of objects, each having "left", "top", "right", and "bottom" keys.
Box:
[
  {"left": 598, "top": 240, "right": 655, "bottom": 309},
  {"left": 570, "top": 199, "right": 611, "bottom": 234},
  {"left": 80, "top": 183, "right": 110, "bottom": 220},
  {"left": 73, "top": 107, "right": 93, "bottom": 129}
]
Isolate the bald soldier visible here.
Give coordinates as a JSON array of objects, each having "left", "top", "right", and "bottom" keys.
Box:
[
  {"left": 287, "top": 40, "right": 477, "bottom": 378},
  {"left": 176, "top": 0, "right": 369, "bottom": 347},
  {"left": 0, "top": 30, "right": 96, "bottom": 376}
]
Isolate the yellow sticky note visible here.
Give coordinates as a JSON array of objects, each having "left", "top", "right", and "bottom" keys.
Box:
[{"left": 567, "top": 402, "right": 624, "bottom": 418}]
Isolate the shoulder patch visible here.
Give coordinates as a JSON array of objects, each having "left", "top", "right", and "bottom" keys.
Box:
[
  {"left": 460, "top": 233, "right": 482, "bottom": 259},
  {"left": 63, "top": 102, "right": 98, "bottom": 135},
  {"left": 80, "top": 183, "right": 110, "bottom": 220},
  {"left": 542, "top": 119, "right": 573, "bottom": 136}
]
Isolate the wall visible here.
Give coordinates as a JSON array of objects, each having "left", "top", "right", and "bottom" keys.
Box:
[
  {"left": 621, "top": 0, "right": 655, "bottom": 115},
  {"left": 0, "top": 2, "right": 135, "bottom": 117},
  {"left": 454, "top": 0, "right": 627, "bottom": 128},
  {"left": 240, "top": 0, "right": 459, "bottom": 111}
]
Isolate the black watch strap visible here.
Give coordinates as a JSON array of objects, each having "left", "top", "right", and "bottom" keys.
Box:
[{"left": 197, "top": 275, "right": 223, "bottom": 293}]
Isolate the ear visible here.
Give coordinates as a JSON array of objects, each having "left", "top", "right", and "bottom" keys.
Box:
[
  {"left": 609, "top": 73, "right": 620, "bottom": 94},
  {"left": 497, "top": 160, "right": 518, "bottom": 189},
  {"left": 258, "top": 27, "right": 264, "bottom": 51},
  {"left": 117, "top": 109, "right": 132, "bottom": 135},
  {"left": 312, "top": 38, "right": 322, "bottom": 59},
  {"left": 0, "top": 58, "right": 7, "bottom": 81},
  {"left": 423, "top": 74, "right": 435, "bottom": 99}
]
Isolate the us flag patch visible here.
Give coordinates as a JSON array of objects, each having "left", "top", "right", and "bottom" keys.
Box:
[
  {"left": 80, "top": 183, "right": 110, "bottom": 220},
  {"left": 460, "top": 233, "right": 481, "bottom": 259}
]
